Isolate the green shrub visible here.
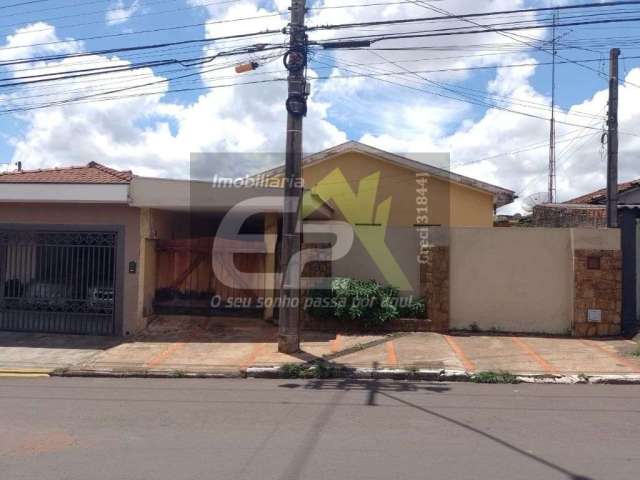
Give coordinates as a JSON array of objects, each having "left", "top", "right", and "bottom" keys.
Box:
[
  {"left": 470, "top": 371, "right": 519, "bottom": 384},
  {"left": 306, "top": 277, "right": 425, "bottom": 329},
  {"left": 280, "top": 361, "right": 344, "bottom": 379},
  {"left": 398, "top": 297, "right": 426, "bottom": 319}
]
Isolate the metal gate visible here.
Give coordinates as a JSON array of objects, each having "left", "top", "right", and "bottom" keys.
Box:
[
  {"left": 0, "top": 228, "right": 119, "bottom": 335},
  {"left": 621, "top": 207, "right": 640, "bottom": 336}
]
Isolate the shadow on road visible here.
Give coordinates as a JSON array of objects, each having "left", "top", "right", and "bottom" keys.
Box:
[{"left": 278, "top": 373, "right": 593, "bottom": 480}]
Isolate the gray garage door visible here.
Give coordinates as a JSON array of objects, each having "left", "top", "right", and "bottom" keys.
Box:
[{"left": 0, "top": 227, "right": 120, "bottom": 335}]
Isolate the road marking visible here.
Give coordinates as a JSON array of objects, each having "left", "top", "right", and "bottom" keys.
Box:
[
  {"left": 329, "top": 334, "right": 344, "bottom": 354},
  {"left": 581, "top": 340, "right": 640, "bottom": 372},
  {"left": 385, "top": 340, "right": 398, "bottom": 366},
  {"left": 144, "top": 342, "right": 187, "bottom": 369},
  {"left": 443, "top": 335, "right": 476, "bottom": 372},
  {"left": 511, "top": 337, "right": 558, "bottom": 375}
]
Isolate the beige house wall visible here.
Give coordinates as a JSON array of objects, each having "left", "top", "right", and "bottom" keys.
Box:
[
  {"left": 448, "top": 227, "right": 620, "bottom": 335},
  {"left": 0, "top": 203, "right": 142, "bottom": 335},
  {"left": 294, "top": 151, "right": 496, "bottom": 228},
  {"left": 291, "top": 152, "right": 497, "bottom": 292}
]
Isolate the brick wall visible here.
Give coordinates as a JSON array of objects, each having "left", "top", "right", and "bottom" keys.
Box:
[
  {"left": 573, "top": 249, "right": 622, "bottom": 337},
  {"left": 532, "top": 204, "right": 607, "bottom": 228},
  {"left": 420, "top": 245, "right": 450, "bottom": 332}
]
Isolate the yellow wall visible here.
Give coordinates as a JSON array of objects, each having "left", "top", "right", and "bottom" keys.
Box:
[{"left": 296, "top": 151, "right": 495, "bottom": 227}]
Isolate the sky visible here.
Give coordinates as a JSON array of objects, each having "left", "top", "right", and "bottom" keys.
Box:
[{"left": 0, "top": 0, "right": 639, "bottom": 212}]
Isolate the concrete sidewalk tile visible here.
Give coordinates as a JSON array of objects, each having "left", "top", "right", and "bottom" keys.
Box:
[
  {"left": 82, "top": 342, "right": 175, "bottom": 369},
  {"left": 393, "top": 333, "right": 463, "bottom": 370},
  {"left": 581, "top": 339, "right": 640, "bottom": 373},
  {"left": 525, "top": 337, "right": 634, "bottom": 375},
  {"left": 331, "top": 342, "right": 391, "bottom": 368},
  {"left": 443, "top": 335, "right": 477, "bottom": 372},
  {"left": 450, "top": 335, "right": 550, "bottom": 374},
  {"left": 510, "top": 336, "right": 558, "bottom": 375},
  {"left": 156, "top": 341, "right": 258, "bottom": 370}
]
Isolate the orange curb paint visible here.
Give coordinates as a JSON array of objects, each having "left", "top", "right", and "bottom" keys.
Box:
[
  {"left": 443, "top": 335, "right": 476, "bottom": 372},
  {"left": 144, "top": 342, "right": 187, "bottom": 369},
  {"left": 511, "top": 337, "right": 558, "bottom": 375},
  {"left": 385, "top": 340, "right": 398, "bottom": 366},
  {"left": 240, "top": 343, "right": 270, "bottom": 370},
  {"left": 330, "top": 334, "right": 344, "bottom": 354},
  {"left": 581, "top": 340, "right": 640, "bottom": 372}
]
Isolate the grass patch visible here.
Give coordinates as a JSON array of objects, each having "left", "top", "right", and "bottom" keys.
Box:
[
  {"left": 470, "top": 371, "right": 519, "bottom": 384},
  {"left": 280, "top": 361, "right": 345, "bottom": 379},
  {"left": 630, "top": 349, "right": 640, "bottom": 358}
]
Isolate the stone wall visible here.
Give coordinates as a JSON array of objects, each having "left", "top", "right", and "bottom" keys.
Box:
[
  {"left": 532, "top": 204, "right": 607, "bottom": 228},
  {"left": 573, "top": 249, "right": 622, "bottom": 337},
  {"left": 420, "top": 245, "right": 450, "bottom": 332}
]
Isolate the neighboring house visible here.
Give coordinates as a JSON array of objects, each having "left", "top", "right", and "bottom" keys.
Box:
[
  {"left": 532, "top": 178, "right": 640, "bottom": 228},
  {"left": 0, "top": 141, "right": 515, "bottom": 337}
]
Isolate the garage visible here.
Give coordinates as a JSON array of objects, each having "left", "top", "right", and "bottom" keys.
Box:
[{"left": 0, "top": 226, "right": 123, "bottom": 335}]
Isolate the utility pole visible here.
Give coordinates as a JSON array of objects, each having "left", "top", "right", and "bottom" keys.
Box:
[
  {"left": 607, "top": 48, "right": 620, "bottom": 228},
  {"left": 548, "top": 9, "right": 558, "bottom": 204},
  {"left": 279, "top": 0, "right": 308, "bottom": 353}
]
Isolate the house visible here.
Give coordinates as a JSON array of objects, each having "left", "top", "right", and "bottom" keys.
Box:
[
  {"left": 532, "top": 177, "right": 640, "bottom": 228},
  {"left": 0, "top": 141, "right": 515, "bottom": 336}
]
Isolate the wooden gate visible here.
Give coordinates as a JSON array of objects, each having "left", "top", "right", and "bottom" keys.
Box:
[{"left": 155, "top": 237, "right": 266, "bottom": 313}]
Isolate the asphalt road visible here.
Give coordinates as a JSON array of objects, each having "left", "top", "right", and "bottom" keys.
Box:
[{"left": 0, "top": 378, "right": 638, "bottom": 480}]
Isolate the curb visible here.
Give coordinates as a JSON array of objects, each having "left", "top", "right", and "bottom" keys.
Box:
[
  {"left": 35, "top": 366, "right": 640, "bottom": 384},
  {"left": 587, "top": 374, "right": 640, "bottom": 384},
  {"left": 244, "top": 367, "right": 640, "bottom": 384},
  {"left": 0, "top": 368, "right": 53, "bottom": 377},
  {"left": 52, "top": 368, "right": 242, "bottom": 379}
]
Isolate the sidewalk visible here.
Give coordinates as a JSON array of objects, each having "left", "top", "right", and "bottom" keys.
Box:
[{"left": 0, "top": 316, "right": 639, "bottom": 380}]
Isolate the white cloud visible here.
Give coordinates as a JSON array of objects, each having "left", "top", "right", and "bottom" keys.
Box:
[
  {"left": 106, "top": 0, "right": 141, "bottom": 26},
  {"left": 4, "top": 0, "right": 640, "bottom": 215},
  {"left": 4, "top": 19, "right": 344, "bottom": 179},
  {"left": 0, "top": 22, "right": 82, "bottom": 62}
]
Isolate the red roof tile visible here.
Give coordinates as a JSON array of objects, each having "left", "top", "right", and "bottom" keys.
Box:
[
  {"left": 0, "top": 162, "right": 133, "bottom": 184},
  {"left": 564, "top": 179, "right": 640, "bottom": 204}
]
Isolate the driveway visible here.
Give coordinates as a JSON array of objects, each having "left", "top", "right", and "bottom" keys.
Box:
[
  {"left": 0, "top": 332, "right": 118, "bottom": 374},
  {"left": 0, "top": 316, "right": 638, "bottom": 376}
]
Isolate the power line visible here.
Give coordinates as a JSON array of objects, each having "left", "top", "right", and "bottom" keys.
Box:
[
  {"left": 313, "top": 16, "right": 640, "bottom": 46},
  {"left": 310, "top": 53, "right": 604, "bottom": 120},
  {"left": 308, "top": 57, "right": 640, "bottom": 136},
  {"left": 0, "top": 29, "right": 284, "bottom": 67},
  {"left": 308, "top": 1, "right": 640, "bottom": 31},
  {"left": 0, "top": 0, "right": 52, "bottom": 10},
  {"left": 0, "top": 12, "right": 285, "bottom": 52},
  {"left": 0, "top": 43, "right": 283, "bottom": 89}
]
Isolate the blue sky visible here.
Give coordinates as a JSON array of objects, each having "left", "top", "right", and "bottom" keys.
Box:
[{"left": 1, "top": 0, "right": 640, "bottom": 210}]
